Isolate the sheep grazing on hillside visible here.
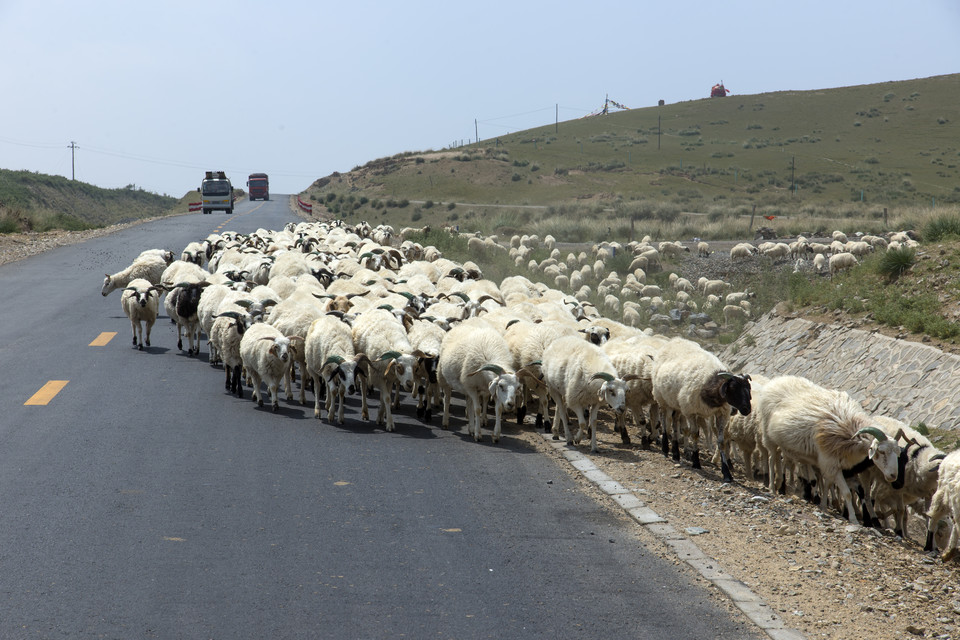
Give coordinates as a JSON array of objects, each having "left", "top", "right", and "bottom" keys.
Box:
[
  {"left": 120, "top": 278, "right": 161, "bottom": 350},
  {"left": 829, "top": 252, "right": 858, "bottom": 277},
  {"left": 651, "top": 337, "right": 752, "bottom": 483}
]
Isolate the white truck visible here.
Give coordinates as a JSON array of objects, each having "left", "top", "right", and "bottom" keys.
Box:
[{"left": 200, "top": 171, "right": 234, "bottom": 214}]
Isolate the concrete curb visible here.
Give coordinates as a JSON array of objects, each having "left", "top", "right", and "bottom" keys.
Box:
[{"left": 545, "top": 435, "right": 807, "bottom": 640}]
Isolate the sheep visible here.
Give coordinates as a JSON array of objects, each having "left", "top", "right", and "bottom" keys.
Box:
[
  {"left": 120, "top": 278, "right": 161, "bottom": 350},
  {"left": 603, "top": 336, "right": 664, "bottom": 448},
  {"left": 351, "top": 308, "right": 420, "bottom": 432},
  {"left": 651, "top": 337, "right": 752, "bottom": 483},
  {"left": 504, "top": 320, "right": 578, "bottom": 431},
  {"left": 761, "top": 243, "right": 791, "bottom": 263},
  {"left": 729, "top": 243, "right": 755, "bottom": 261},
  {"left": 238, "top": 322, "right": 301, "bottom": 412},
  {"left": 925, "top": 450, "right": 960, "bottom": 560},
  {"left": 438, "top": 323, "right": 523, "bottom": 443},
  {"left": 101, "top": 251, "right": 170, "bottom": 296},
  {"left": 723, "top": 304, "right": 750, "bottom": 326},
  {"left": 209, "top": 307, "right": 255, "bottom": 398},
  {"left": 832, "top": 230, "right": 848, "bottom": 244},
  {"left": 304, "top": 314, "right": 366, "bottom": 424},
  {"left": 165, "top": 281, "right": 211, "bottom": 356},
  {"left": 862, "top": 416, "right": 945, "bottom": 539},
  {"left": 540, "top": 335, "right": 636, "bottom": 452},
  {"left": 700, "top": 279, "right": 729, "bottom": 297},
  {"left": 757, "top": 375, "right": 902, "bottom": 525},
  {"left": 407, "top": 319, "right": 445, "bottom": 422},
  {"left": 697, "top": 241, "right": 710, "bottom": 257},
  {"left": 829, "top": 252, "right": 858, "bottom": 277},
  {"left": 269, "top": 299, "right": 325, "bottom": 405},
  {"left": 724, "top": 374, "right": 771, "bottom": 480},
  {"left": 813, "top": 253, "right": 826, "bottom": 273}
]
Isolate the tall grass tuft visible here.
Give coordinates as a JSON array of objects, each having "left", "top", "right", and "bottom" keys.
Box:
[
  {"left": 875, "top": 247, "right": 916, "bottom": 280},
  {"left": 923, "top": 215, "right": 960, "bottom": 241}
]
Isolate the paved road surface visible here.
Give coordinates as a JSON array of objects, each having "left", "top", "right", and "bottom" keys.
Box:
[{"left": 0, "top": 196, "right": 762, "bottom": 638}]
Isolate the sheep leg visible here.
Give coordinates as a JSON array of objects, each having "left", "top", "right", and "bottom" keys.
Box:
[
  {"left": 688, "top": 417, "right": 702, "bottom": 470},
  {"left": 616, "top": 412, "right": 631, "bottom": 445},
  {"left": 588, "top": 405, "right": 600, "bottom": 453},
  {"left": 715, "top": 416, "right": 733, "bottom": 483},
  {"left": 232, "top": 364, "right": 243, "bottom": 398},
  {"left": 359, "top": 378, "right": 370, "bottom": 421},
  {"left": 225, "top": 365, "right": 232, "bottom": 392},
  {"left": 269, "top": 382, "right": 279, "bottom": 413},
  {"left": 145, "top": 319, "right": 153, "bottom": 347},
  {"left": 311, "top": 375, "right": 323, "bottom": 419},
  {"left": 337, "top": 388, "right": 346, "bottom": 425}
]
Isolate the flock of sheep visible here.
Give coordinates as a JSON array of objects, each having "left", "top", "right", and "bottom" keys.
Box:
[{"left": 99, "top": 219, "right": 959, "bottom": 563}]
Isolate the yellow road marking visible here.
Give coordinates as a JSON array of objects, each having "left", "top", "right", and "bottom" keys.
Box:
[
  {"left": 89, "top": 332, "right": 117, "bottom": 346},
  {"left": 334, "top": 481, "right": 351, "bottom": 486},
  {"left": 24, "top": 380, "right": 69, "bottom": 406},
  {"left": 163, "top": 537, "right": 186, "bottom": 542}
]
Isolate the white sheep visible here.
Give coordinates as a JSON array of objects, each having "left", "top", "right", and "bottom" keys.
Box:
[
  {"left": 723, "top": 304, "right": 750, "bottom": 326},
  {"left": 925, "top": 450, "right": 960, "bottom": 560},
  {"left": 304, "top": 314, "right": 366, "bottom": 424},
  {"left": 541, "top": 335, "right": 636, "bottom": 452},
  {"left": 239, "top": 322, "right": 301, "bottom": 412},
  {"left": 101, "top": 251, "right": 170, "bottom": 296},
  {"left": 120, "top": 278, "right": 161, "bottom": 350},
  {"left": 438, "top": 323, "right": 522, "bottom": 443},
  {"left": 269, "top": 299, "right": 325, "bottom": 405},
  {"left": 757, "top": 375, "right": 901, "bottom": 525},
  {"left": 209, "top": 306, "right": 256, "bottom": 398},
  {"left": 603, "top": 335, "right": 665, "bottom": 448},
  {"left": 729, "top": 243, "right": 755, "bottom": 261},
  {"left": 352, "top": 308, "right": 419, "bottom": 432},
  {"left": 651, "top": 337, "right": 752, "bottom": 482},
  {"left": 829, "top": 252, "right": 858, "bottom": 277},
  {"left": 697, "top": 241, "right": 710, "bottom": 257},
  {"left": 813, "top": 253, "right": 826, "bottom": 273}
]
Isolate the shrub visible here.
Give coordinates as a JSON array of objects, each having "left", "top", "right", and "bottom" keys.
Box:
[
  {"left": 924, "top": 215, "right": 960, "bottom": 241},
  {"left": 511, "top": 173, "right": 522, "bottom": 182},
  {"left": 874, "top": 247, "right": 915, "bottom": 280}
]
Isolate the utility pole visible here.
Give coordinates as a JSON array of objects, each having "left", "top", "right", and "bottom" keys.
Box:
[
  {"left": 68, "top": 141, "right": 78, "bottom": 180},
  {"left": 475, "top": 119, "right": 478, "bottom": 144},
  {"left": 555, "top": 103, "right": 558, "bottom": 133}
]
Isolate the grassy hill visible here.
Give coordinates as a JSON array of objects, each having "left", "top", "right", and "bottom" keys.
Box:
[
  {"left": 0, "top": 169, "right": 184, "bottom": 233},
  {"left": 301, "top": 74, "right": 960, "bottom": 241}
]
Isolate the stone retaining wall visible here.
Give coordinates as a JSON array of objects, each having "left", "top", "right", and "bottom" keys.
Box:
[{"left": 720, "top": 313, "right": 960, "bottom": 430}]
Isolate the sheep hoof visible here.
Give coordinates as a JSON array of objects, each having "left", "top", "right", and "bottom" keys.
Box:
[
  {"left": 272, "top": 404, "right": 279, "bottom": 413},
  {"left": 257, "top": 398, "right": 263, "bottom": 407},
  {"left": 924, "top": 532, "right": 936, "bottom": 552},
  {"left": 236, "top": 389, "right": 243, "bottom": 399},
  {"left": 942, "top": 549, "right": 958, "bottom": 563},
  {"left": 535, "top": 414, "right": 544, "bottom": 431},
  {"left": 145, "top": 339, "right": 150, "bottom": 347},
  {"left": 416, "top": 405, "right": 425, "bottom": 419},
  {"left": 640, "top": 436, "right": 651, "bottom": 450},
  {"left": 552, "top": 434, "right": 559, "bottom": 441},
  {"left": 424, "top": 408, "right": 432, "bottom": 423},
  {"left": 620, "top": 429, "right": 631, "bottom": 445},
  {"left": 138, "top": 343, "right": 144, "bottom": 351},
  {"left": 690, "top": 451, "right": 701, "bottom": 469}
]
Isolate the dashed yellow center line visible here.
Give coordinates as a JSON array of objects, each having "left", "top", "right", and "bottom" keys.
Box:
[
  {"left": 24, "top": 381, "right": 69, "bottom": 406},
  {"left": 89, "top": 332, "right": 117, "bottom": 346}
]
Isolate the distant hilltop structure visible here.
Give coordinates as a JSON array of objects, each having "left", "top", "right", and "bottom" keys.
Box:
[
  {"left": 711, "top": 82, "right": 730, "bottom": 98},
  {"left": 585, "top": 94, "right": 630, "bottom": 117}
]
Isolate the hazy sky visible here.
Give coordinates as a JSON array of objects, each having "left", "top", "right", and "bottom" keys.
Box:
[{"left": 1, "top": 0, "right": 957, "bottom": 197}]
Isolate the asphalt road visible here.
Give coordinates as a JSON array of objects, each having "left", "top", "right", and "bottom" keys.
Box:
[{"left": 0, "top": 196, "right": 762, "bottom": 639}]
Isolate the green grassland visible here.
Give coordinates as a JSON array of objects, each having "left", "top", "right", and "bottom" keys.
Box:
[
  {"left": 0, "top": 169, "right": 186, "bottom": 233},
  {"left": 302, "top": 74, "right": 960, "bottom": 239}
]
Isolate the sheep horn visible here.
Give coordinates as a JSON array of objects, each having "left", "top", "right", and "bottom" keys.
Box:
[
  {"left": 591, "top": 372, "right": 615, "bottom": 382},
  {"left": 468, "top": 364, "right": 505, "bottom": 377},
  {"left": 505, "top": 319, "right": 521, "bottom": 330},
  {"left": 449, "top": 292, "right": 469, "bottom": 302},
  {"left": 379, "top": 351, "right": 402, "bottom": 361},
  {"left": 378, "top": 304, "right": 394, "bottom": 311},
  {"left": 286, "top": 335, "right": 305, "bottom": 342},
  {"left": 854, "top": 426, "right": 888, "bottom": 442},
  {"left": 622, "top": 374, "right": 641, "bottom": 382},
  {"left": 323, "top": 355, "right": 346, "bottom": 366},
  {"left": 261, "top": 298, "right": 278, "bottom": 307},
  {"left": 717, "top": 371, "right": 735, "bottom": 380},
  {"left": 214, "top": 311, "right": 242, "bottom": 320}
]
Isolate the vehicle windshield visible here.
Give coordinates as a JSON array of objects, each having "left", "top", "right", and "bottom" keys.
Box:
[
  {"left": 249, "top": 179, "right": 266, "bottom": 187},
  {"left": 202, "top": 180, "right": 231, "bottom": 196}
]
